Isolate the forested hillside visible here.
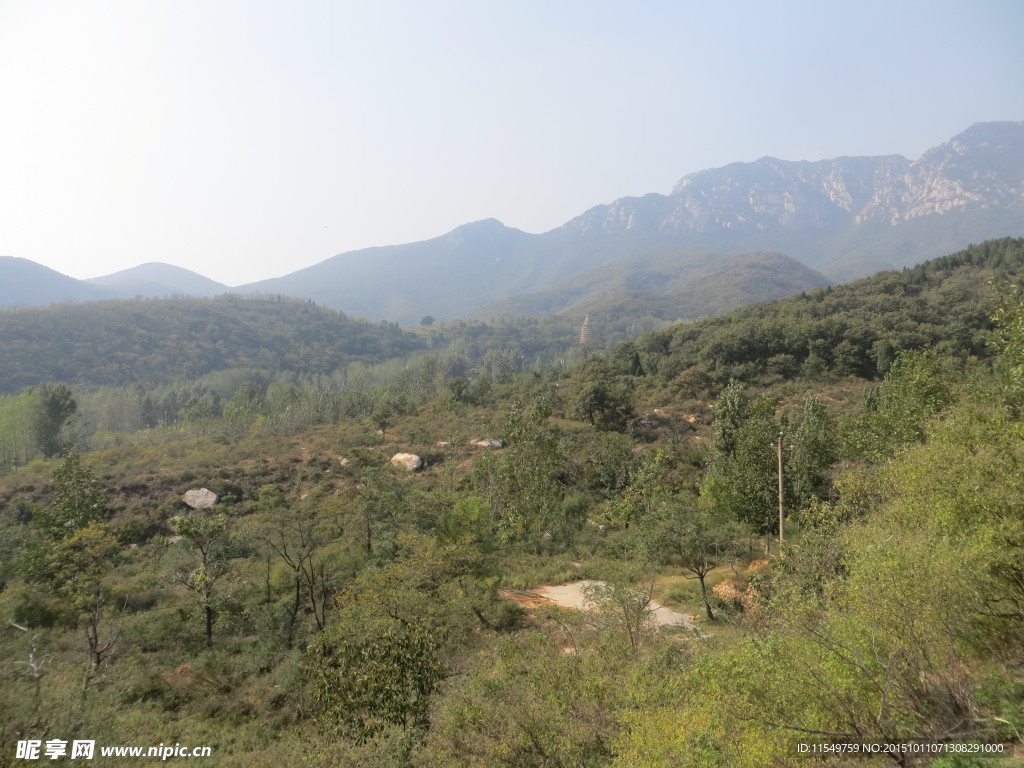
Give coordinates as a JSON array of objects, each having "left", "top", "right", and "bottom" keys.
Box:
[
  {"left": 0, "top": 240, "right": 1022, "bottom": 766},
  {"left": 617, "top": 237, "right": 1024, "bottom": 386},
  {"left": 0, "top": 296, "right": 423, "bottom": 392},
  {"left": 468, "top": 249, "right": 829, "bottom": 322}
]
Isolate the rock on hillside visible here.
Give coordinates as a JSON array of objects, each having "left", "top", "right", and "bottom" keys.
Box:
[{"left": 391, "top": 453, "right": 424, "bottom": 471}]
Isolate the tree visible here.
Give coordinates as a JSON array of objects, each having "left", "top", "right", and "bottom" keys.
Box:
[
  {"left": 583, "top": 579, "right": 657, "bottom": 653},
  {"left": 711, "top": 380, "right": 748, "bottom": 458},
  {"left": 167, "top": 512, "right": 231, "bottom": 648},
  {"left": 587, "top": 432, "right": 639, "bottom": 501},
  {"left": 990, "top": 279, "right": 1024, "bottom": 384},
  {"left": 356, "top": 468, "right": 408, "bottom": 559},
  {"left": 17, "top": 457, "right": 119, "bottom": 691},
  {"left": 255, "top": 490, "right": 346, "bottom": 643},
  {"left": 786, "top": 396, "right": 835, "bottom": 508},
  {"left": 990, "top": 278, "right": 1024, "bottom": 417},
  {"left": 0, "top": 389, "right": 41, "bottom": 468},
  {"left": 473, "top": 397, "right": 567, "bottom": 545},
  {"left": 642, "top": 500, "right": 742, "bottom": 620},
  {"left": 569, "top": 357, "right": 634, "bottom": 431},
  {"left": 312, "top": 622, "right": 447, "bottom": 744},
  {"left": 703, "top": 390, "right": 834, "bottom": 553},
  {"left": 223, "top": 381, "right": 265, "bottom": 432},
  {"left": 33, "top": 453, "right": 108, "bottom": 543},
  {"left": 846, "top": 350, "right": 951, "bottom": 461},
  {"left": 702, "top": 392, "right": 779, "bottom": 550},
  {"left": 33, "top": 382, "right": 77, "bottom": 458},
  {"left": 605, "top": 447, "right": 669, "bottom": 526},
  {"left": 311, "top": 533, "right": 502, "bottom": 746},
  {"left": 46, "top": 522, "right": 122, "bottom": 677},
  {"left": 371, "top": 401, "right": 394, "bottom": 437}
]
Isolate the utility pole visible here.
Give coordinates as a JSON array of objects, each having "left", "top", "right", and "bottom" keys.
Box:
[{"left": 777, "top": 431, "right": 785, "bottom": 545}]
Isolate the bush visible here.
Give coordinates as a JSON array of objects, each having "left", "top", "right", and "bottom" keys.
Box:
[{"left": 11, "top": 588, "right": 76, "bottom": 629}]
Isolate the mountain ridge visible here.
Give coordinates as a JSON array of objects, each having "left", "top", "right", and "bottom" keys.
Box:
[
  {"left": 468, "top": 249, "right": 829, "bottom": 322},
  {"left": 228, "top": 120, "right": 1024, "bottom": 319},
  {"left": 3, "top": 121, "right": 1022, "bottom": 322},
  {"left": 561, "top": 122, "right": 1024, "bottom": 256},
  {"left": 0, "top": 256, "right": 111, "bottom": 307},
  {"left": 85, "top": 262, "right": 229, "bottom": 298}
]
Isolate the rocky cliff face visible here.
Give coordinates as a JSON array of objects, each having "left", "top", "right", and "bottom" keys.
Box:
[
  {"left": 893, "top": 121, "right": 1024, "bottom": 222},
  {"left": 563, "top": 121, "right": 1024, "bottom": 239}
]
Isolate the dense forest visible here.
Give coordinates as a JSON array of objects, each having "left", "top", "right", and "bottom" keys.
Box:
[
  {"left": 0, "top": 296, "right": 423, "bottom": 392},
  {"left": 617, "top": 237, "right": 1024, "bottom": 385},
  {"left": 0, "top": 295, "right": 654, "bottom": 396},
  {"left": 0, "top": 240, "right": 1022, "bottom": 766}
]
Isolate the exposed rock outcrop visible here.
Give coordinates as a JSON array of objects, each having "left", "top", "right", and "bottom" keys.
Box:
[
  {"left": 390, "top": 453, "right": 424, "bottom": 471},
  {"left": 183, "top": 488, "right": 219, "bottom": 509},
  {"left": 469, "top": 438, "right": 504, "bottom": 449}
]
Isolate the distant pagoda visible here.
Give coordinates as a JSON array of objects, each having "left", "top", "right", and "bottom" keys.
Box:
[{"left": 579, "top": 314, "right": 594, "bottom": 347}]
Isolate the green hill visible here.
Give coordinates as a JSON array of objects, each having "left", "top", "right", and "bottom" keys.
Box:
[
  {"left": 0, "top": 295, "right": 424, "bottom": 392},
  {"left": 616, "top": 237, "right": 1024, "bottom": 386},
  {"left": 469, "top": 249, "right": 830, "bottom": 322}
]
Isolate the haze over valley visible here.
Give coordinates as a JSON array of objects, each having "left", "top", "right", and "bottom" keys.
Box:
[{"left": 3, "top": 121, "right": 1022, "bottom": 325}]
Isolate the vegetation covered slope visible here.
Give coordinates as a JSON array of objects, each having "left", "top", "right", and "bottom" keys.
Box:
[
  {"left": 617, "top": 237, "right": 1024, "bottom": 386},
  {"left": 469, "top": 248, "right": 829, "bottom": 322},
  {"left": 0, "top": 239, "right": 1022, "bottom": 767},
  {"left": 0, "top": 295, "right": 423, "bottom": 392}
]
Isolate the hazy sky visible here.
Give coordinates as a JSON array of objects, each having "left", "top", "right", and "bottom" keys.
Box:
[{"left": 1, "top": 0, "right": 1021, "bottom": 286}]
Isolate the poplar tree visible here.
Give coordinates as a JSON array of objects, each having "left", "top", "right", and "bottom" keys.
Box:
[
  {"left": 703, "top": 391, "right": 779, "bottom": 545},
  {"left": 786, "top": 396, "right": 835, "bottom": 508}
]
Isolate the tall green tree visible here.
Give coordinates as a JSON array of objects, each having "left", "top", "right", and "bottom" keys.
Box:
[
  {"left": 33, "top": 453, "right": 108, "bottom": 542},
  {"left": 311, "top": 533, "right": 503, "bottom": 749},
  {"left": 356, "top": 468, "right": 408, "bottom": 559},
  {"left": 33, "top": 382, "right": 77, "bottom": 458},
  {"left": 702, "top": 392, "right": 779, "bottom": 548},
  {"left": 167, "top": 512, "right": 231, "bottom": 648},
  {"left": 605, "top": 447, "right": 669, "bottom": 526},
  {"left": 0, "top": 389, "right": 39, "bottom": 467},
  {"left": 473, "top": 397, "right": 568, "bottom": 546},
  {"left": 711, "top": 379, "right": 747, "bottom": 458},
  {"left": 846, "top": 350, "right": 951, "bottom": 461},
  {"left": 255, "top": 490, "right": 346, "bottom": 642},
  {"left": 785, "top": 396, "right": 835, "bottom": 508},
  {"left": 46, "top": 522, "right": 122, "bottom": 676}
]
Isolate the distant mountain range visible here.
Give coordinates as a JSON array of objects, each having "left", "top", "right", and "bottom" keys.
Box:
[
  {"left": 3, "top": 121, "right": 1021, "bottom": 324},
  {"left": 559, "top": 120, "right": 1024, "bottom": 282},
  {"left": 0, "top": 259, "right": 227, "bottom": 307}
]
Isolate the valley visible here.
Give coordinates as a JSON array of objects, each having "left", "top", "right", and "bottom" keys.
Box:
[{"left": 1, "top": 239, "right": 1023, "bottom": 766}]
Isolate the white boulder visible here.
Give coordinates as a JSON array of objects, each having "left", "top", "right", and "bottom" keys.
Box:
[
  {"left": 183, "top": 488, "right": 219, "bottom": 509},
  {"left": 390, "top": 452, "right": 424, "bottom": 471}
]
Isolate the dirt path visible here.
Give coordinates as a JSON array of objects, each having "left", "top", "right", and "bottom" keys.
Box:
[{"left": 529, "top": 580, "right": 697, "bottom": 631}]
